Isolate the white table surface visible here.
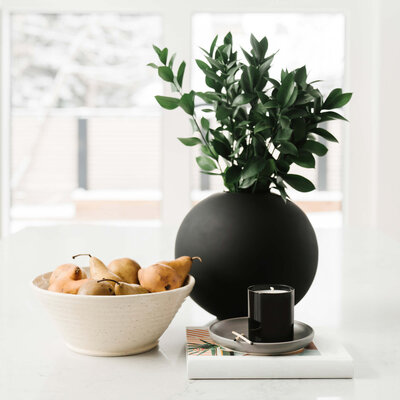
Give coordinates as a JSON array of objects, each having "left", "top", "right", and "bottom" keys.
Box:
[{"left": 0, "top": 224, "right": 399, "bottom": 399}]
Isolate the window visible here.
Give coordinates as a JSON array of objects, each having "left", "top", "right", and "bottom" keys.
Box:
[
  {"left": 10, "top": 13, "right": 162, "bottom": 232},
  {"left": 0, "top": 5, "right": 354, "bottom": 235}
]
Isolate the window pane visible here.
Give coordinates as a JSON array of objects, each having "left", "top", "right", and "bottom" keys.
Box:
[
  {"left": 11, "top": 14, "right": 162, "bottom": 232},
  {"left": 191, "top": 14, "right": 345, "bottom": 221}
]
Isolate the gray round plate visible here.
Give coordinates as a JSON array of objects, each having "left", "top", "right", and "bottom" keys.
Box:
[{"left": 209, "top": 317, "right": 314, "bottom": 355}]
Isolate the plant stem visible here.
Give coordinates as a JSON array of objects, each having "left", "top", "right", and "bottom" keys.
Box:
[{"left": 173, "top": 81, "right": 223, "bottom": 175}]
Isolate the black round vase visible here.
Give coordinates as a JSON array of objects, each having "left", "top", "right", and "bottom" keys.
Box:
[{"left": 175, "top": 192, "right": 318, "bottom": 320}]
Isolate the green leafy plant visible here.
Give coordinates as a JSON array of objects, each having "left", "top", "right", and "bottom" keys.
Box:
[{"left": 148, "top": 33, "right": 352, "bottom": 201}]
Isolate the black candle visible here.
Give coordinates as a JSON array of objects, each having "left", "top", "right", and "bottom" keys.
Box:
[{"left": 248, "top": 284, "right": 294, "bottom": 343}]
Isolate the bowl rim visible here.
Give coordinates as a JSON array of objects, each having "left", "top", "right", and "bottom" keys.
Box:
[{"left": 31, "top": 271, "right": 195, "bottom": 299}]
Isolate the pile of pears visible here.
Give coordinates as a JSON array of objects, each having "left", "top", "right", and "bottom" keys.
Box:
[{"left": 47, "top": 254, "right": 201, "bottom": 296}]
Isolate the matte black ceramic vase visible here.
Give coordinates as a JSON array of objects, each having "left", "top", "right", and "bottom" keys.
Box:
[{"left": 175, "top": 192, "right": 318, "bottom": 320}]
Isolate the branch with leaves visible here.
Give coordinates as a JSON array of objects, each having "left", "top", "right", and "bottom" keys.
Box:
[{"left": 148, "top": 33, "right": 352, "bottom": 201}]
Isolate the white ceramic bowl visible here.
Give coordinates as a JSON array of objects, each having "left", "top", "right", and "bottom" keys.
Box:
[{"left": 31, "top": 270, "right": 195, "bottom": 356}]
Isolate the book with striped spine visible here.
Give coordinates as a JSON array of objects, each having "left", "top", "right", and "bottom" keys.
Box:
[{"left": 186, "top": 326, "right": 353, "bottom": 379}]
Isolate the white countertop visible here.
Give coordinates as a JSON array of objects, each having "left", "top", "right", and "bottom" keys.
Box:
[{"left": 0, "top": 224, "right": 399, "bottom": 399}]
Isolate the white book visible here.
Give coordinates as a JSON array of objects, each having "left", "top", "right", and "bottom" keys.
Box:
[{"left": 186, "top": 326, "right": 353, "bottom": 379}]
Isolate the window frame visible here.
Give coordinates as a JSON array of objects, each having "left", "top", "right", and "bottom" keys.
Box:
[{"left": 0, "top": 0, "right": 379, "bottom": 236}]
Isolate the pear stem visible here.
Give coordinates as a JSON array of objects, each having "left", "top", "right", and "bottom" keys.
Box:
[
  {"left": 72, "top": 253, "right": 92, "bottom": 259},
  {"left": 97, "top": 278, "right": 120, "bottom": 285},
  {"left": 191, "top": 256, "right": 202, "bottom": 262}
]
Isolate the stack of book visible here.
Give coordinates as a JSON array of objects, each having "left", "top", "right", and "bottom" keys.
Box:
[{"left": 186, "top": 326, "right": 353, "bottom": 379}]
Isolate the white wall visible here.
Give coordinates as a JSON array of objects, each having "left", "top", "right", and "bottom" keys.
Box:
[{"left": 376, "top": 0, "right": 400, "bottom": 240}]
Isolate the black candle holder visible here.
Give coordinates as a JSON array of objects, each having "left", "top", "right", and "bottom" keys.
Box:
[{"left": 248, "top": 284, "right": 294, "bottom": 343}]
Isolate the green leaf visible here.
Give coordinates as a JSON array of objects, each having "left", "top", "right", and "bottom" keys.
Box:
[
  {"left": 232, "top": 94, "right": 255, "bottom": 107},
  {"left": 203, "top": 68, "right": 222, "bottom": 83},
  {"left": 302, "top": 140, "right": 328, "bottom": 156},
  {"left": 205, "top": 76, "right": 222, "bottom": 91},
  {"left": 239, "top": 176, "right": 258, "bottom": 189},
  {"left": 196, "top": 92, "right": 221, "bottom": 103},
  {"left": 224, "top": 165, "right": 241, "bottom": 184},
  {"left": 152, "top": 45, "right": 162, "bottom": 57},
  {"left": 177, "top": 137, "right": 202, "bottom": 146},
  {"left": 250, "top": 34, "right": 267, "bottom": 61},
  {"left": 168, "top": 53, "right": 176, "bottom": 68},
  {"left": 241, "top": 158, "right": 268, "bottom": 180},
  {"left": 259, "top": 54, "right": 274, "bottom": 75},
  {"left": 236, "top": 120, "right": 250, "bottom": 128},
  {"left": 325, "top": 92, "right": 352, "bottom": 109},
  {"left": 211, "top": 130, "right": 230, "bottom": 146},
  {"left": 240, "top": 65, "right": 256, "bottom": 92},
  {"left": 264, "top": 158, "right": 276, "bottom": 176},
  {"left": 177, "top": 61, "right": 186, "bottom": 87},
  {"left": 147, "top": 63, "right": 158, "bottom": 69},
  {"left": 212, "top": 139, "right": 230, "bottom": 158},
  {"left": 284, "top": 174, "right": 315, "bottom": 192},
  {"left": 285, "top": 86, "right": 298, "bottom": 108},
  {"left": 254, "top": 120, "right": 272, "bottom": 134},
  {"left": 196, "top": 59, "right": 209, "bottom": 72},
  {"left": 241, "top": 48, "right": 254, "bottom": 64},
  {"left": 276, "top": 159, "right": 290, "bottom": 173},
  {"left": 259, "top": 37, "right": 268, "bottom": 55},
  {"left": 179, "top": 93, "right": 195, "bottom": 115},
  {"left": 209, "top": 35, "right": 218, "bottom": 57},
  {"left": 280, "top": 115, "right": 291, "bottom": 129},
  {"left": 205, "top": 56, "right": 224, "bottom": 70},
  {"left": 277, "top": 72, "right": 295, "bottom": 107},
  {"left": 158, "top": 66, "right": 174, "bottom": 82},
  {"left": 201, "top": 117, "right": 210, "bottom": 131},
  {"left": 200, "top": 144, "right": 215, "bottom": 159},
  {"left": 155, "top": 95, "right": 180, "bottom": 110},
  {"left": 293, "top": 150, "right": 315, "bottom": 168},
  {"left": 196, "top": 156, "right": 217, "bottom": 171},
  {"left": 275, "top": 128, "right": 292, "bottom": 141},
  {"left": 278, "top": 142, "right": 298, "bottom": 156},
  {"left": 322, "top": 88, "right": 342, "bottom": 109},
  {"left": 263, "top": 100, "right": 278, "bottom": 109},
  {"left": 224, "top": 32, "right": 232, "bottom": 45},
  {"left": 159, "top": 48, "right": 168, "bottom": 65},
  {"left": 311, "top": 128, "right": 338, "bottom": 143},
  {"left": 269, "top": 78, "right": 280, "bottom": 87},
  {"left": 216, "top": 105, "right": 231, "bottom": 120},
  {"left": 295, "top": 66, "right": 307, "bottom": 89},
  {"left": 319, "top": 111, "right": 348, "bottom": 121}
]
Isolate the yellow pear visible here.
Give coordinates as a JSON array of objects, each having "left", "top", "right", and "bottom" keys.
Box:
[
  {"left": 77, "top": 279, "right": 115, "bottom": 296},
  {"left": 138, "top": 263, "right": 180, "bottom": 293},
  {"left": 48, "top": 265, "right": 89, "bottom": 294},
  {"left": 108, "top": 258, "right": 141, "bottom": 284},
  {"left": 158, "top": 256, "right": 201, "bottom": 286},
  {"left": 114, "top": 282, "right": 149, "bottom": 295},
  {"left": 72, "top": 254, "right": 122, "bottom": 281},
  {"left": 48, "top": 278, "right": 90, "bottom": 294},
  {"left": 49, "top": 263, "right": 87, "bottom": 285}
]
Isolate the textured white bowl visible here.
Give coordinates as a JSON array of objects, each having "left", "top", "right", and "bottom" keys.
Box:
[{"left": 31, "top": 270, "right": 194, "bottom": 356}]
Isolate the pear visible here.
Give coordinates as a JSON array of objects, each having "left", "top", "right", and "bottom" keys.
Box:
[
  {"left": 158, "top": 256, "right": 201, "bottom": 286},
  {"left": 48, "top": 278, "right": 90, "bottom": 294},
  {"left": 48, "top": 265, "right": 89, "bottom": 294},
  {"left": 77, "top": 279, "right": 115, "bottom": 295},
  {"left": 49, "top": 263, "right": 87, "bottom": 285},
  {"left": 72, "top": 254, "right": 122, "bottom": 281},
  {"left": 115, "top": 282, "right": 149, "bottom": 295},
  {"left": 108, "top": 258, "right": 141, "bottom": 284},
  {"left": 138, "top": 263, "right": 180, "bottom": 293}
]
